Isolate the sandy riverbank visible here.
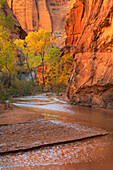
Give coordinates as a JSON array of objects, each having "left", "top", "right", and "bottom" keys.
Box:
[
  {"left": 0, "top": 104, "right": 43, "bottom": 125},
  {"left": 0, "top": 103, "right": 107, "bottom": 154}
]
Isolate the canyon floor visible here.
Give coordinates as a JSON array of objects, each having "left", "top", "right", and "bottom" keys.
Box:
[{"left": 0, "top": 94, "right": 113, "bottom": 169}]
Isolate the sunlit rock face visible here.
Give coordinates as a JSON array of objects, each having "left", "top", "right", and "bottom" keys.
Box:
[
  {"left": 0, "top": 3, "right": 27, "bottom": 39},
  {"left": 7, "top": 0, "right": 70, "bottom": 48},
  {"left": 7, "top": 0, "right": 70, "bottom": 34},
  {"left": 7, "top": 0, "right": 41, "bottom": 33},
  {"left": 66, "top": 0, "right": 113, "bottom": 108}
]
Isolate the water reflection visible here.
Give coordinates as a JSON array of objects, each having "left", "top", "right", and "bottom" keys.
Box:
[
  {"left": 10, "top": 94, "right": 113, "bottom": 132},
  {"left": 1, "top": 94, "right": 112, "bottom": 170},
  {"left": 0, "top": 135, "right": 113, "bottom": 169}
]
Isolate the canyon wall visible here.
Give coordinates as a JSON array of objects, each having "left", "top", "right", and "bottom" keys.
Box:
[
  {"left": 66, "top": 0, "right": 113, "bottom": 108},
  {"left": 7, "top": 0, "right": 70, "bottom": 34},
  {"left": 0, "top": 3, "right": 27, "bottom": 39},
  {"left": 7, "top": 0, "right": 40, "bottom": 33},
  {"left": 7, "top": 0, "right": 70, "bottom": 48}
]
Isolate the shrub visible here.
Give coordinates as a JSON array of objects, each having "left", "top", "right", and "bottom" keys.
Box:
[{"left": 7, "top": 79, "right": 39, "bottom": 96}]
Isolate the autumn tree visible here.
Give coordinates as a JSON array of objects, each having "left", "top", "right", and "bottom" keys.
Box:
[
  {"left": 58, "top": 53, "right": 73, "bottom": 86},
  {"left": 46, "top": 49, "right": 73, "bottom": 88},
  {"left": 0, "top": 3, "right": 17, "bottom": 98},
  {"left": 25, "top": 29, "right": 52, "bottom": 86},
  {"left": 45, "top": 47, "right": 60, "bottom": 86},
  {"left": 14, "top": 39, "right": 41, "bottom": 85},
  {"left": 0, "top": 26, "right": 17, "bottom": 81},
  {"left": 0, "top": 0, "right": 7, "bottom": 8},
  {"left": 0, "top": 1, "right": 16, "bottom": 78}
]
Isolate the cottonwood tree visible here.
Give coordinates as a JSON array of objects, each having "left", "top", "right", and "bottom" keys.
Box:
[
  {"left": 0, "top": 26, "right": 17, "bottom": 81},
  {"left": 14, "top": 39, "right": 40, "bottom": 85},
  {"left": 25, "top": 29, "right": 52, "bottom": 86},
  {"left": 0, "top": 0, "right": 7, "bottom": 8},
  {"left": 46, "top": 48, "right": 73, "bottom": 87},
  {"left": 45, "top": 47, "right": 60, "bottom": 86}
]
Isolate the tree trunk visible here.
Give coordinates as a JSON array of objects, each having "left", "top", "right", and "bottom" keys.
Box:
[{"left": 42, "top": 57, "right": 45, "bottom": 86}]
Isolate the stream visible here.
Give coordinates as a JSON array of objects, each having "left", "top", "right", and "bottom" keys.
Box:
[{"left": 0, "top": 93, "right": 113, "bottom": 169}]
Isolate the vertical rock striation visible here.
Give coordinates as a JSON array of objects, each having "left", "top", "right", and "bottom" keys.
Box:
[
  {"left": 37, "top": 0, "right": 52, "bottom": 32},
  {"left": 7, "top": 0, "right": 70, "bottom": 34},
  {"left": 66, "top": 0, "right": 113, "bottom": 108},
  {"left": 7, "top": 0, "right": 70, "bottom": 48},
  {"left": 7, "top": 0, "right": 39, "bottom": 33},
  {"left": 0, "top": 3, "right": 27, "bottom": 39}
]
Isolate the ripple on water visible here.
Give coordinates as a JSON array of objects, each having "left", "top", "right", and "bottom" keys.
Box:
[
  {"left": 4, "top": 94, "right": 113, "bottom": 169},
  {"left": 0, "top": 135, "right": 113, "bottom": 169}
]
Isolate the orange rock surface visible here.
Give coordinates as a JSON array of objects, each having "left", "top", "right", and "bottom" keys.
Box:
[
  {"left": 7, "top": 0, "right": 70, "bottom": 34},
  {"left": 66, "top": 0, "right": 113, "bottom": 108},
  {"left": 7, "top": 0, "right": 39, "bottom": 33},
  {"left": 0, "top": 3, "right": 26, "bottom": 39},
  {"left": 36, "top": 62, "right": 49, "bottom": 85}
]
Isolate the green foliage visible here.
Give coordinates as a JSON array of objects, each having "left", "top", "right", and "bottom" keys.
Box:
[
  {"left": 7, "top": 79, "right": 41, "bottom": 96},
  {"left": 0, "top": 0, "right": 14, "bottom": 30},
  {"left": 45, "top": 47, "right": 60, "bottom": 67},
  {"left": 0, "top": 6, "right": 16, "bottom": 77},
  {"left": 46, "top": 49, "right": 73, "bottom": 88},
  {"left": 14, "top": 39, "right": 41, "bottom": 69},
  {"left": 0, "top": 79, "right": 8, "bottom": 103},
  {"left": 58, "top": 53, "right": 73, "bottom": 86},
  {"left": 0, "top": 26, "right": 17, "bottom": 76},
  {"left": 0, "top": 19, "right": 73, "bottom": 100},
  {"left": 0, "top": 13, "right": 14, "bottom": 31},
  {"left": 45, "top": 47, "right": 60, "bottom": 86},
  {"left": 0, "top": 0, "right": 7, "bottom": 8},
  {"left": 0, "top": 19, "right": 17, "bottom": 102},
  {"left": 0, "top": 83, "right": 4, "bottom": 99}
]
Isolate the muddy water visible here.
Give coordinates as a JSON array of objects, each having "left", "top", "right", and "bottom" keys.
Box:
[{"left": 0, "top": 94, "right": 113, "bottom": 169}]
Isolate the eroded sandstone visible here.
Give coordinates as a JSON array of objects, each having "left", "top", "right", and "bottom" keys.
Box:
[
  {"left": 7, "top": 0, "right": 70, "bottom": 48},
  {"left": 7, "top": 0, "right": 70, "bottom": 34},
  {"left": 66, "top": 0, "right": 113, "bottom": 108},
  {"left": 0, "top": 3, "right": 27, "bottom": 39}
]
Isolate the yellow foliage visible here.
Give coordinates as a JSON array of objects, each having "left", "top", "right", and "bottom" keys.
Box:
[
  {"left": 25, "top": 29, "right": 52, "bottom": 56},
  {"left": 46, "top": 50, "right": 73, "bottom": 87}
]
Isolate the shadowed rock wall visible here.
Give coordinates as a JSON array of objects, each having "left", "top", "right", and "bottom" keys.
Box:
[{"left": 66, "top": 0, "right": 113, "bottom": 108}]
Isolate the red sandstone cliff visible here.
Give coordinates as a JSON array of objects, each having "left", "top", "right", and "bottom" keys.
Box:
[
  {"left": 7, "top": 0, "right": 70, "bottom": 48},
  {"left": 0, "top": 3, "right": 26, "bottom": 39},
  {"left": 7, "top": 0, "right": 40, "bottom": 33},
  {"left": 7, "top": 0, "right": 70, "bottom": 34},
  {"left": 66, "top": 0, "right": 113, "bottom": 108}
]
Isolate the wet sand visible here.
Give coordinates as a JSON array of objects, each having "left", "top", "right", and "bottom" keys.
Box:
[
  {"left": 0, "top": 118, "right": 107, "bottom": 153},
  {"left": 1, "top": 134, "right": 113, "bottom": 170},
  {"left": 0, "top": 106, "right": 43, "bottom": 125},
  {"left": 0, "top": 94, "right": 113, "bottom": 169}
]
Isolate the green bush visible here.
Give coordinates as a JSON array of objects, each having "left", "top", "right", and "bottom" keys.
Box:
[
  {"left": 0, "top": 83, "right": 8, "bottom": 103},
  {"left": 7, "top": 79, "right": 40, "bottom": 96}
]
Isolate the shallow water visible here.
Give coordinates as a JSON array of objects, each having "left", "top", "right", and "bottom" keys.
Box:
[
  {"left": 11, "top": 94, "right": 113, "bottom": 131},
  {"left": 1, "top": 134, "right": 113, "bottom": 170},
  {"left": 0, "top": 94, "right": 113, "bottom": 169}
]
